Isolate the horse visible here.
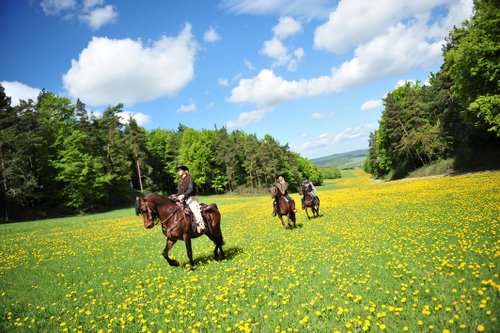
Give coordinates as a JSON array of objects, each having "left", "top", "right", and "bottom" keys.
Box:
[
  {"left": 136, "top": 194, "right": 224, "bottom": 269},
  {"left": 269, "top": 185, "right": 296, "bottom": 228},
  {"left": 301, "top": 186, "right": 320, "bottom": 219}
]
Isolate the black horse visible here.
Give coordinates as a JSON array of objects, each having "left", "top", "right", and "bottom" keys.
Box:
[{"left": 136, "top": 194, "right": 224, "bottom": 269}]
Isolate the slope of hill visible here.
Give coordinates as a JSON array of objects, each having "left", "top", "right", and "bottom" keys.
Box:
[{"left": 311, "top": 149, "right": 368, "bottom": 169}]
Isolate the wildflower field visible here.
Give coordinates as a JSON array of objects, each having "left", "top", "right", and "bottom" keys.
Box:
[{"left": 1, "top": 170, "right": 499, "bottom": 333}]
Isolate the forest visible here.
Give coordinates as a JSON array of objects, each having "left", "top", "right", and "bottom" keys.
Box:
[
  {"left": 363, "top": 0, "right": 500, "bottom": 179},
  {"left": 2, "top": 0, "right": 499, "bottom": 221},
  {"left": 0, "top": 89, "right": 323, "bottom": 221}
]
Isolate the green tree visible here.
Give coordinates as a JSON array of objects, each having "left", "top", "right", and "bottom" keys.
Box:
[
  {"left": 52, "top": 130, "right": 109, "bottom": 211},
  {"left": 443, "top": 0, "right": 500, "bottom": 135},
  {"left": 146, "top": 128, "right": 179, "bottom": 194}
]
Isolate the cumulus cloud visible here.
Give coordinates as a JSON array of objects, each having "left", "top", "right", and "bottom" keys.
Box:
[
  {"left": 41, "top": 0, "right": 117, "bottom": 29},
  {"left": 204, "top": 27, "right": 221, "bottom": 43},
  {"left": 361, "top": 99, "right": 383, "bottom": 111},
  {"left": 272, "top": 16, "right": 302, "bottom": 39},
  {"left": 177, "top": 102, "right": 197, "bottom": 113},
  {"left": 1, "top": 81, "right": 41, "bottom": 105},
  {"left": 229, "top": 1, "right": 473, "bottom": 107},
  {"left": 220, "top": 0, "right": 335, "bottom": 20},
  {"left": 218, "top": 78, "right": 229, "bottom": 86},
  {"left": 244, "top": 59, "right": 255, "bottom": 71},
  {"left": 310, "top": 112, "right": 325, "bottom": 120},
  {"left": 261, "top": 16, "right": 304, "bottom": 71},
  {"left": 117, "top": 111, "right": 151, "bottom": 126},
  {"left": 314, "top": 0, "right": 472, "bottom": 54},
  {"left": 63, "top": 24, "right": 197, "bottom": 106},
  {"left": 41, "top": 0, "right": 77, "bottom": 15},
  {"left": 228, "top": 69, "right": 337, "bottom": 106},
  {"left": 80, "top": 4, "right": 118, "bottom": 30},
  {"left": 226, "top": 107, "right": 271, "bottom": 128},
  {"left": 299, "top": 124, "right": 375, "bottom": 150}
]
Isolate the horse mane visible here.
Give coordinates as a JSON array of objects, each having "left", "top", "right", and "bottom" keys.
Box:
[{"left": 136, "top": 194, "right": 176, "bottom": 216}]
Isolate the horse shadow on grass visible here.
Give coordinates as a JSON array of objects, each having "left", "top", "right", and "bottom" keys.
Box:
[{"left": 190, "top": 246, "right": 243, "bottom": 267}]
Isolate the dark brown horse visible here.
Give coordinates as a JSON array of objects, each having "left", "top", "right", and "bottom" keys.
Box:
[
  {"left": 136, "top": 194, "right": 224, "bottom": 269},
  {"left": 270, "top": 186, "right": 296, "bottom": 228},
  {"left": 301, "top": 186, "right": 320, "bottom": 219}
]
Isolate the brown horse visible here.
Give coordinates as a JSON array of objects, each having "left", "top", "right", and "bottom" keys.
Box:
[
  {"left": 270, "top": 186, "right": 296, "bottom": 228},
  {"left": 136, "top": 194, "right": 224, "bottom": 269},
  {"left": 301, "top": 186, "right": 320, "bottom": 219}
]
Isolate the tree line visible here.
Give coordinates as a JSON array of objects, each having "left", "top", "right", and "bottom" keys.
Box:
[
  {"left": 0, "top": 88, "right": 322, "bottom": 221},
  {"left": 363, "top": 0, "right": 500, "bottom": 179}
]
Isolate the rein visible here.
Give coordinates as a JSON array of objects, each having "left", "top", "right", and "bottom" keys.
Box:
[{"left": 143, "top": 200, "right": 186, "bottom": 237}]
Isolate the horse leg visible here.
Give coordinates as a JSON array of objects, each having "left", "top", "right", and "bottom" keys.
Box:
[
  {"left": 305, "top": 206, "right": 311, "bottom": 220},
  {"left": 183, "top": 234, "right": 195, "bottom": 269},
  {"left": 278, "top": 214, "right": 287, "bottom": 228},
  {"left": 205, "top": 224, "right": 225, "bottom": 260},
  {"left": 162, "top": 238, "right": 179, "bottom": 266}
]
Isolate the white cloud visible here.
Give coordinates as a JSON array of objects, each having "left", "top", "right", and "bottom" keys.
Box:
[
  {"left": 226, "top": 107, "right": 271, "bottom": 128},
  {"left": 314, "top": 0, "right": 472, "bottom": 54},
  {"left": 80, "top": 4, "right": 118, "bottom": 30},
  {"left": 396, "top": 79, "right": 417, "bottom": 88},
  {"left": 261, "top": 17, "right": 304, "bottom": 71},
  {"left": 41, "top": 0, "right": 118, "bottom": 30},
  {"left": 83, "top": 0, "right": 104, "bottom": 11},
  {"left": 220, "top": 0, "right": 335, "bottom": 20},
  {"left": 244, "top": 59, "right": 255, "bottom": 71},
  {"left": 204, "top": 27, "right": 221, "bottom": 43},
  {"left": 361, "top": 99, "right": 382, "bottom": 111},
  {"left": 177, "top": 102, "right": 197, "bottom": 113},
  {"left": 261, "top": 38, "right": 290, "bottom": 67},
  {"left": 229, "top": 1, "right": 473, "bottom": 107},
  {"left": 117, "top": 111, "right": 151, "bottom": 126},
  {"left": 41, "top": 0, "right": 77, "bottom": 15},
  {"left": 299, "top": 124, "right": 375, "bottom": 150},
  {"left": 272, "top": 16, "right": 302, "bottom": 39},
  {"left": 63, "top": 24, "right": 197, "bottom": 106},
  {"left": 310, "top": 112, "right": 325, "bottom": 120},
  {"left": 218, "top": 78, "right": 229, "bottom": 86},
  {"left": 1, "top": 81, "right": 41, "bottom": 105}
]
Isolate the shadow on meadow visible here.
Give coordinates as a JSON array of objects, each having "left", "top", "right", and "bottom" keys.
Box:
[{"left": 191, "top": 246, "right": 244, "bottom": 266}]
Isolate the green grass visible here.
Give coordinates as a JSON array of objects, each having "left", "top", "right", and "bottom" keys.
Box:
[{"left": 1, "top": 170, "right": 499, "bottom": 333}]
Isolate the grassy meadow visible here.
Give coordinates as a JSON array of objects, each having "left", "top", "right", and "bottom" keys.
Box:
[{"left": 1, "top": 170, "right": 499, "bottom": 333}]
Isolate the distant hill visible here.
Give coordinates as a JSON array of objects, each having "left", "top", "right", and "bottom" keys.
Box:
[{"left": 311, "top": 149, "right": 368, "bottom": 169}]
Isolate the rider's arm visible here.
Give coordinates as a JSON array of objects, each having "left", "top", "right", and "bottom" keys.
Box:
[{"left": 184, "top": 179, "right": 194, "bottom": 199}]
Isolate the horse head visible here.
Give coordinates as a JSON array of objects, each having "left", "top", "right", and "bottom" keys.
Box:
[
  {"left": 269, "top": 185, "right": 279, "bottom": 197},
  {"left": 136, "top": 195, "right": 157, "bottom": 229}
]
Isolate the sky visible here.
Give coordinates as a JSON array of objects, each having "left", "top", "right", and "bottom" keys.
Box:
[{"left": 0, "top": 0, "right": 473, "bottom": 159}]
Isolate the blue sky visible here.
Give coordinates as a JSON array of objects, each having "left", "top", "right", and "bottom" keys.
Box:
[{"left": 1, "top": 0, "right": 473, "bottom": 159}]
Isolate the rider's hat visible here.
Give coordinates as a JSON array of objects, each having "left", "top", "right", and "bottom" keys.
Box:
[{"left": 176, "top": 165, "right": 189, "bottom": 171}]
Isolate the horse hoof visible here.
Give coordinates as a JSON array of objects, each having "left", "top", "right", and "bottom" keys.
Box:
[{"left": 168, "top": 260, "right": 180, "bottom": 267}]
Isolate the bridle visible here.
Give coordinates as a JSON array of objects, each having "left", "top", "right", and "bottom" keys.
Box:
[{"left": 141, "top": 200, "right": 183, "bottom": 234}]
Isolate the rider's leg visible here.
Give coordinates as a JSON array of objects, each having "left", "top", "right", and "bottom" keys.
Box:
[{"left": 187, "top": 197, "right": 205, "bottom": 233}]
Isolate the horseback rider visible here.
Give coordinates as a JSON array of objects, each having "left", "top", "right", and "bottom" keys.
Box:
[
  {"left": 173, "top": 165, "right": 206, "bottom": 233},
  {"left": 301, "top": 176, "right": 319, "bottom": 209},
  {"left": 272, "top": 175, "right": 297, "bottom": 216}
]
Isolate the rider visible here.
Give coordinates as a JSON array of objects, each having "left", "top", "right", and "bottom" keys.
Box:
[
  {"left": 174, "top": 165, "right": 206, "bottom": 233},
  {"left": 272, "top": 175, "right": 297, "bottom": 216},
  {"left": 301, "top": 176, "right": 319, "bottom": 209}
]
